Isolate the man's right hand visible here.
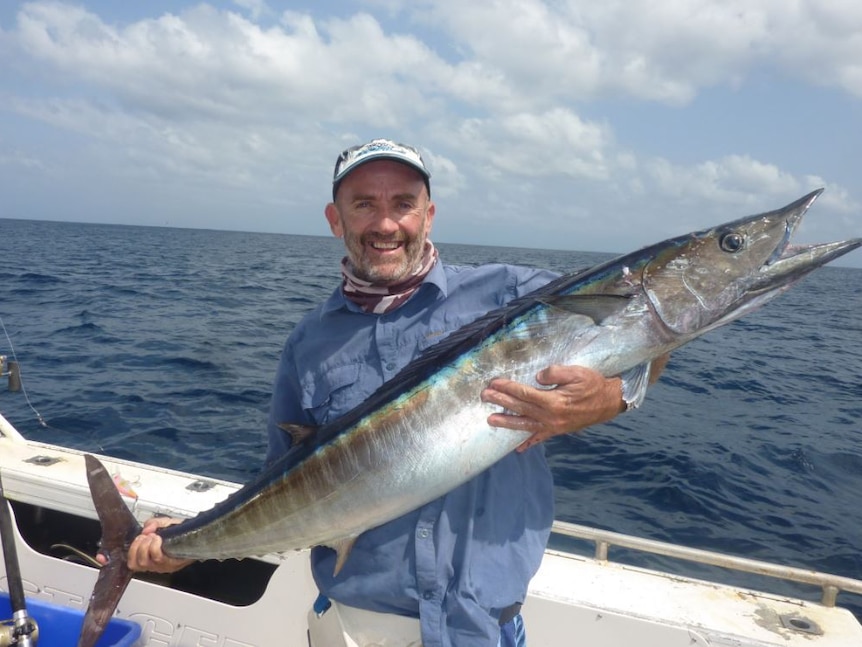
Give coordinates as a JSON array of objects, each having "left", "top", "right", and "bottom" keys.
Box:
[{"left": 96, "top": 516, "right": 193, "bottom": 574}]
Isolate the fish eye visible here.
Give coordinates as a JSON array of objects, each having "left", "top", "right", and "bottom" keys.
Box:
[{"left": 719, "top": 231, "right": 745, "bottom": 253}]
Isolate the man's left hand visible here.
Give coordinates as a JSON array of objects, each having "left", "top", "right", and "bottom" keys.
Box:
[{"left": 480, "top": 364, "right": 624, "bottom": 453}]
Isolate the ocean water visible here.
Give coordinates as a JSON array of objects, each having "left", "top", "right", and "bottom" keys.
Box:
[{"left": 1, "top": 218, "right": 861, "bottom": 619}]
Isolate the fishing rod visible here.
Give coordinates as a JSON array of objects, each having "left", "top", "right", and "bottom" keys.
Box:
[{"left": 0, "top": 475, "right": 38, "bottom": 646}]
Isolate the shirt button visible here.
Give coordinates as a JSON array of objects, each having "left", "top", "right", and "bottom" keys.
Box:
[
  {"left": 417, "top": 528, "right": 430, "bottom": 539},
  {"left": 422, "top": 590, "right": 434, "bottom": 600},
  {"left": 386, "top": 362, "right": 396, "bottom": 371}
]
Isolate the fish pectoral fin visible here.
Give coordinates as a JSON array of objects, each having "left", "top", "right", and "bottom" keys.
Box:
[
  {"left": 278, "top": 422, "right": 319, "bottom": 446},
  {"left": 539, "top": 294, "right": 631, "bottom": 325},
  {"left": 330, "top": 536, "right": 359, "bottom": 576},
  {"left": 620, "top": 362, "right": 652, "bottom": 410}
]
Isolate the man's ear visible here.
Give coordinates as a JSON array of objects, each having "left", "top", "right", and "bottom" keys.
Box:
[
  {"left": 426, "top": 201, "right": 436, "bottom": 232},
  {"left": 325, "top": 203, "right": 343, "bottom": 238}
]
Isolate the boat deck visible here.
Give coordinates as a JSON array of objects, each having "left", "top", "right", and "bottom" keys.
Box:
[{"left": 2, "top": 416, "right": 862, "bottom": 646}]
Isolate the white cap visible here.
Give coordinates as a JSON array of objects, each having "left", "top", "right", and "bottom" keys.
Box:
[{"left": 332, "top": 138, "right": 431, "bottom": 199}]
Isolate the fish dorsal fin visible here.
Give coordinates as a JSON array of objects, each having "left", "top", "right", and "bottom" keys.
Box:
[
  {"left": 331, "top": 536, "right": 359, "bottom": 576},
  {"left": 620, "top": 361, "right": 652, "bottom": 410},
  {"left": 277, "top": 422, "right": 318, "bottom": 446},
  {"left": 538, "top": 294, "right": 631, "bottom": 324}
]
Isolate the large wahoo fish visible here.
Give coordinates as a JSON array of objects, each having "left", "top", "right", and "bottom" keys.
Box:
[{"left": 79, "top": 190, "right": 860, "bottom": 645}]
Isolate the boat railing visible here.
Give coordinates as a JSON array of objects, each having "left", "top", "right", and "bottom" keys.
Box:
[
  {"left": 552, "top": 520, "right": 862, "bottom": 608},
  {"left": 3, "top": 407, "right": 860, "bottom": 611}
]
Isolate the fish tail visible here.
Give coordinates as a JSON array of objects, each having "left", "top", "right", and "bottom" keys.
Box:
[{"left": 77, "top": 454, "right": 142, "bottom": 647}]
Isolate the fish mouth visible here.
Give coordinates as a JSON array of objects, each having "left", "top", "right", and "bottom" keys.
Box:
[
  {"left": 764, "top": 214, "right": 796, "bottom": 267},
  {"left": 754, "top": 189, "right": 862, "bottom": 289}
]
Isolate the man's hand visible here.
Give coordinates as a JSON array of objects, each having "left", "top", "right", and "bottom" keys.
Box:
[
  {"left": 96, "top": 516, "right": 193, "bottom": 574},
  {"left": 480, "top": 364, "right": 624, "bottom": 453},
  {"left": 481, "top": 356, "right": 670, "bottom": 452}
]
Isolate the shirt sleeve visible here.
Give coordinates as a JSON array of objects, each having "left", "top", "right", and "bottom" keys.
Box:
[
  {"left": 265, "top": 334, "right": 309, "bottom": 466},
  {"left": 512, "top": 266, "right": 560, "bottom": 298}
]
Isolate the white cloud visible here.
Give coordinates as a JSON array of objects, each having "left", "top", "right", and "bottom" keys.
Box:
[
  {"left": 0, "top": 1, "right": 859, "bottom": 262},
  {"left": 417, "top": 0, "right": 862, "bottom": 103},
  {"left": 639, "top": 153, "right": 857, "bottom": 218},
  {"left": 760, "top": 1, "right": 862, "bottom": 97},
  {"left": 450, "top": 108, "right": 612, "bottom": 181},
  {"left": 645, "top": 155, "right": 799, "bottom": 204}
]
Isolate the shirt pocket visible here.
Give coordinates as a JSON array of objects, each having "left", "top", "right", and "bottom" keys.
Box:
[
  {"left": 415, "top": 313, "right": 483, "bottom": 353},
  {"left": 299, "top": 363, "right": 362, "bottom": 425}
]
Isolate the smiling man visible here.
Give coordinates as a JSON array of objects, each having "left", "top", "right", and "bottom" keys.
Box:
[
  {"left": 265, "top": 138, "right": 627, "bottom": 646},
  {"left": 123, "top": 139, "right": 629, "bottom": 647}
]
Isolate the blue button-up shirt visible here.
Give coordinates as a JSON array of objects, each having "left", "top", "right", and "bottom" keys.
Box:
[{"left": 266, "top": 261, "right": 558, "bottom": 647}]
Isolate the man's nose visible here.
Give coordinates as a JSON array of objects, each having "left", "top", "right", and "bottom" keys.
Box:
[{"left": 371, "top": 208, "right": 401, "bottom": 233}]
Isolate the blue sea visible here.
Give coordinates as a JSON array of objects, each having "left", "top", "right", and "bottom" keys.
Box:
[{"left": 2, "top": 218, "right": 861, "bottom": 619}]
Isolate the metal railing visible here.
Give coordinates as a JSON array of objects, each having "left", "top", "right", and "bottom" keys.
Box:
[{"left": 551, "top": 520, "right": 862, "bottom": 607}]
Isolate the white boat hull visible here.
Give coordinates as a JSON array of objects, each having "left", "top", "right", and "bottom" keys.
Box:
[{"left": 1, "top": 413, "right": 861, "bottom": 647}]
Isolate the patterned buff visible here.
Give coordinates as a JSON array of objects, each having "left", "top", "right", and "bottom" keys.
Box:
[{"left": 341, "top": 242, "right": 439, "bottom": 314}]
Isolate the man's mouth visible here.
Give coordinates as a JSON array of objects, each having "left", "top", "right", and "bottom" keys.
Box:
[{"left": 368, "top": 240, "right": 404, "bottom": 252}]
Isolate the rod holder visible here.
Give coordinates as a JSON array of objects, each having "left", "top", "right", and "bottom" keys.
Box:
[{"left": 7, "top": 362, "right": 20, "bottom": 393}]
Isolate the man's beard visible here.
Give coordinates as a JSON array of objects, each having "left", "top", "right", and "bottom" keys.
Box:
[{"left": 344, "top": 229, "right": 428, "bottom": 284}]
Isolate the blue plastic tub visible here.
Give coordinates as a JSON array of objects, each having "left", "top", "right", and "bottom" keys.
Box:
[{"left": 1, "top": 592, "right": 141, "bottom": 646}]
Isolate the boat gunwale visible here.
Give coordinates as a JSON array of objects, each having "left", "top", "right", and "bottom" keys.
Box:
[
  {"left": 3, "top": 410, "right": 861, "bottom": 616},
  {"left": 551, "top": 519, "right": 862, "bottom": 607}
]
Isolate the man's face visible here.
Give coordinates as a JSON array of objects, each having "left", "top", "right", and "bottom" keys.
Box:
[{"left": 325, "top": 160, "right": 435, "bottom": 284}]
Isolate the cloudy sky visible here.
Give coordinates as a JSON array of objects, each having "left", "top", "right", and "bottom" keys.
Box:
[{"left": 1, "top": 0, "right": 860, "bottom": 265}]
